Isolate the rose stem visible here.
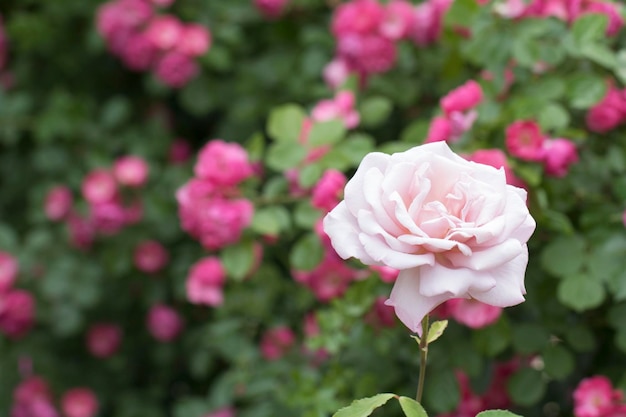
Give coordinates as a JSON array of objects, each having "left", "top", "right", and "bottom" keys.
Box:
[{"left": 416, "top": 314, "right": 430, "bottom": 404}]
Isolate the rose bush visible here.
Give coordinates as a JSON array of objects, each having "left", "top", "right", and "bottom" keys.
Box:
[{"left": 2, "top": 0, "right": 626, "bottom": 416}]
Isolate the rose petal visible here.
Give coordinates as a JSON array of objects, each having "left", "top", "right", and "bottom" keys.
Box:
[
  {"left": 324, "top": 202, "right": 377, "bottom": 264},
  {"left": 359, "top": 232, "right": 434, "bottom": 269},
  {"left": 419, "top": 263, "right": 497, "bottom": 297},
  {"left": 445, "top": 239, "right": 523, "bottom": 271},
  {"left": 385, "top": 268, "right": 451, "bottom": 335},
  {"left": 469, "top": 247, "right": 528, "bottom": 307}
]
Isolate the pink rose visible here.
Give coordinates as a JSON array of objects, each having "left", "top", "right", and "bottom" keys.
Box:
[
  {"left": 505, "top": 120, "right": 546, "bottom": 161},
  {"left": 204, "top": 407, "right": 236, "bottom": 417},
  {"left": 0, "top": 289, "right": 35, "bottom": 339},
  {"left": 253, "top": 0, "right": 290, "bottom": 19},
  {"left": 445, "top": 298, "right": 502, "bottom": 328},
  {"left": 44, "top": 186, "right": 73, "bottom": 221},
  {"left": 380, "top": 0, "right": 416, "bottom": 40},
  {"left": 323, "top": 142, "right": 535, "bottom": 334},
  {"left": 86, "top": 323, "right": 122, "bottom": 358},
  {"left": 541, "top": 138, "right": 578, "bottom": 177},
  {"left": 323, "top": 58, "right": 351, "bottom": 90},
  {"left": 0, "top": 251, "right": 18, "bottom": 293},
  {"left": 146, "top": 304, "right": 183, "bottom": 342},
  {"left": 177, "top": 24, "right": 212, "bottom": 57},
  {"left": 154, "top": 51, "right": 199, "bottom": 88},
  {"left": 194, "top": 140, "right": 254, "bottom": 187},
  {"left": 60, "top": 388, "right": 99, "bottom": 417},
  {"left": 134, "top": 240, "right": 169, "bottom": 273},
  {"left": 311, "top": 169, "right": 347, "bottom": 212},
  {"left": 425, "top": 116, "right": 453, "bottom": 143},
  {"left": 144, "top": 15, "right": 183, "bottom": 51},
  {"left": 331, "top": 0, "right": 385, "bottom": 37},
  {"left": 113, "top": 155, "right": 149, "bottom": 187},
  {"left": 585, "top": 85, "right": 626, "bottom": 133},
  {"left": 260, "top": 325, "right": 296, "bottom": 360},
  {"left": 573, "top": 376, "right": 624, "bottom": 417},
  {"left": 440, "top": 80, "right": 484, "bottom": 115},
  {"left": 186, "top": 257, "right": 226, "bottom": 306},
  {"left": 120, "top": 32, "right": 158, "bottom": 71},
  {"left": 82, "top": 169, "right": 117, "bottom": 205}
]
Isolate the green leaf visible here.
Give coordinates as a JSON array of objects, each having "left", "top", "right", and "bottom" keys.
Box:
[
  {"left": 333, "top": 133, "right": 376, "bottom": 167},
  {"left": 290, "top": 233, "right": 325, "bottom": 271},
  {"left": 424, "top": 369, "right": 460, "bottom": 413},
  {"left": 267, "top": 104, "right": 306, "bottom": 142},
  {"left": 476, "top": 411, "right": 523, "bottom": 417},
  {"left": 426, "top": 320, "right": 448, "bottom": 344},
  {"left": 221, "top": 240, "right": 255, "bottom": 281},
  {"left": 580, "top": 44, "right": 616, "bottom": 69},
  {"left": 615, "top": 50, "right": 626, "bottom": 84},
  {"left": 543, "top": 345, "right": 575, "bottom": 380},
  {"left": 566, "top": 74, "right": 606, "bottom": 109},
  {"left": 538, "top": 103, "right": 570, "bottom": 131},
  {"left": 251, "top": 206, "right": 290, "bottom": 236},
  {"left": 472, "top": 316, "right": 511, "bottom": 356},
  {"left": 540, "top": 235, "right": 585, "bottom": 278},
  {"left": 299, "top": 163, "right": 324, "bottom": 189},
  {"left": 397, "top": 397, "right": 428, "bottom": 417},
  {"left": 445, "top": 0, "right": 480, "bottom": 27},
  {"left": 565, "top": 325, "right": 596, "bottom": 352},
  {"left": 359, "top": 96, "right": 393, "bottom": 128},
  {"left": 571, "top": 14, "right": 608, "bottom": 46},
  {"left": 512, "top": 324, "right": 550, "bottom": 354},
  {"left": 265, "top": 142, "right": 307, "bottom": 171},
  {"left": 293, "top": 202, "right": 322, "bottom": 229},
  {"left": 507, "top": 368, "right": 546, "bottom": 406},
  {"left": 308, "top": 120, "right": 346, "bottom": 147},
  {"left": 557, "top": 274, "right": 605, "bottom": 312},
  {"left": 332, "top": 393, "right": 395, "bottom": 417},
  {"left": 400, "top": 120, "right": 430, "bottom": 144}
]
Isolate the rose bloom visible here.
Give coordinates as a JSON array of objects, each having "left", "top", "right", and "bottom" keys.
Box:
[
  {"left": 311, "top": 169, "right": 347, "bottom": 212},
  {"left": 44, "top": 186, "right": 73, "bottom": 221},
  {"left": 541, "top": 138, "right": 579, "bottom": 177},
  {"left": 86, "top": 323, "right": 122, "bottom": 358},
  {"left": 60, "top": 388, "right": 99, "bottom": 417},
  {"left": 146, "top": 304, "right": 183, "bottom": 342},
  {"left": 0, "top": 251, "right": 18, "bottom": 293},
  {"left": 505, "top": 120, "right": 546, "bottom": 162},
  {"left": 323, "top": 142, "right": 535, "bottom": 334},
  {"left": 194, "top": 140, "right": 254, "bottom": 187},
  {"left": 445, "top": 298, "right": 502, "bottom": 328},
  {"left": 113, "top": 155, "right": 149, "bottom": 187},
  {"left": 204, "top": 407, "right": 236, "bottom": 417},
  {"left": 0, "top": 289, "right": 35, "bottom": 339},
  {"left": 186, "top": 257, "right": 226, "bottom": 306},
  {"left": 440, "top": 80, "right": 484, "bottom": 115},
  {"left": 134, "top": 240, "right": 169, "bottom": 273},
  {"left": 574, "top": 376, "right": 624, "bottom": 417},
  {"left": 260, "top": 325, "right": 296, "bottom": 360},
  {"left": 177, "top": 24, "right": 212, "bottom": 57},
  {"left": 154, "top": 51, "right": 199, "bottom": 88},
  {"left": 82, "top": 169, "right": 118, "bottom": 205}
]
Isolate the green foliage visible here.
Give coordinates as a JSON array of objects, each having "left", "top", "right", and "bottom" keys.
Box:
[{"left": 332, "top": 393, "right": 395, "bottom": 417}]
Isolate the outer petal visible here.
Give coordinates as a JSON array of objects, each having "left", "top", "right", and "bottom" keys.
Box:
[
  {"left": 323, "top": 202, "right": 376, "bottom": 264},
  {"left": 343, "top": 152, "right": 390, "bottom": 216},
  {"left": 385, "top": 268, "right": 451, "bottom": 335},
  {"left": 419, "top": 263, "right": 497, "bottom": 297},
  {"left": 469, "top": 247, "right": 528, "bottom": 307},
  {"left": 445, "top": 239, "right": 523, "bottom": 270}
]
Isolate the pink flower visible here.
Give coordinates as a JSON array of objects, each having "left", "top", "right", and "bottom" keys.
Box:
[
  {"left": 312, "top": 169, "right": 347, "bottom": 212},
  {"left": 366, "top": 296, "right": 397, "bottom": 328},
  {"left": 169, "top": 138, "right": 193, "bottom": 164},
  {"left": 337, "top": 33, "right": 397, "bottom": 74},
  {"left": 82, "top": 169, "right": 117, "bottom": 204},
  {"left": 86, "top": 323, "right": 122, "bottom": 358},
  {"left": 194, "top": 140, "right": 254, "bottom": 187},
  {"left": 380, "top": 0, "right": 416, "bottom": 40},
  {"left": 440, "top": 80, "right": 484, "bottom": 115},
  {"left": 574, "top": 376, "right": 624, "bottom": 417},
  {"left": 323, "top": 142, "right": 535, "bottom": 334},
  {"left": 120, "top": 32, "right": 158, "bottom": 71},
  {"left": 370, "top": 265, "right": 399, "bottom": 283},
  {"left": 67, "top": 214, "right": 95, "bottom": 250},
  {"left": 466, "top": 148, "right": 525, "bottom": 188},
  {"left": 0, "top": 251, "right": 18, "bottom": 293},
  {"left": 445, "top": 298, "right": 502, "bottom": 328},
  {"left": 177, "top": 24, "right": 212, "bottom": 56},
  {"left": 260, "top": 326, "right": 296, "bottom": 360},
  {"left": 323, "top": 58, "right": 351, "bottom": 90},
  {"left": 144, "top": 15, "right": 183, "bottom": 51},
  {"left": 154, "top": 51, "right": 199, "bottom": 88},
  {"left": 585, "top": 85, "right": 626, "bottom": 133},
  {"left": 0, "top": 16, "right": 8, "bottom": 71},
  {"left": 0, "top": 290, "right": 35, "bottom": 339},
  {"left": 505, "top": 120, "right": 546, "bottom": 162},
  {"left": 44, "top": 186, "right": 73, "bottom": 221},
  {"left": 542, "top": 138, "right": 578, "bottom": 177},
  {"left": 186, "top": 257, "right": 226, "bottom": 306},
  {"left": 311, "top": 90, "right": 360, "bottom": 129},
  {"left": 410, "top": 0, "right": 453, "bottom": 46},
  {"left": 331, "top": 0, "right": 385, "bottom": 37},
  {"left": 293, "top": 250, "right": 358, "bottom": 302},
  {"left": 494, "top": 0, "right": 529, "bottom": 18},
  {"left": 12, "top": 376, "right": 58, "bottom": 417},
  {"left": 253, "top": 0, "right": 290, "bottom": 19},
  {"left": 60, "top": 388, "right": 99, "bottom": 417},
  {"left": 134, "top": 240, "right": 169, "bottom": 273},
  {"left": 90, "top": 200, "right": 128, "bottom": 235},
  {"left": 96, "top": 0, "right": 152, "bottom": 40},
  {"left": 425, "top": 116, "right": 453, "bottom": 143},
  {"left": 113, "top": 155, "right": 149, "bottom": 187},
  {"left": 146, "top": 304, "right": 183, "bottom": 342}
]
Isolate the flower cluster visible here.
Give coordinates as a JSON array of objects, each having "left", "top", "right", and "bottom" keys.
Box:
[
  {"left": 494, "top": 0, "right": 623, "bottom": 36},
  {"left": 176, "top": 140, "right": 254, "bottom": 251},
  {"left": 45, "top": 155, "right": 149, "bottom": 249},
  {"left": 96, "top": 0, "right": 211, "bottom": 88},
  {"left": 586, "top": 82, "right": 626, "bottom": 133},
  {"left": 573, "top": 376, "right": 626, "bottom": 417},
  {"left": 0, "top": 252, "right": 35, "bottom": 339},
  {"left": 328, "top": 0, "right": 449, "bottom": 85},
  {"left": 11, "top": 376, "right": 99, "bottom": 417},
  {"left": 505, "top": 120, "right": 579, "bottom": 177},
  {"left": 426, "top": 80, "right": 484, "bottom": 143},
  {"left": 186, "top": 256, "right": 226, "bottom": 307}
]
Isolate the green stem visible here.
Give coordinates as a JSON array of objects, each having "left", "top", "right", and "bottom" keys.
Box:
[{"left": 416, "top": 314, "right": 430, "bottom": 404}]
